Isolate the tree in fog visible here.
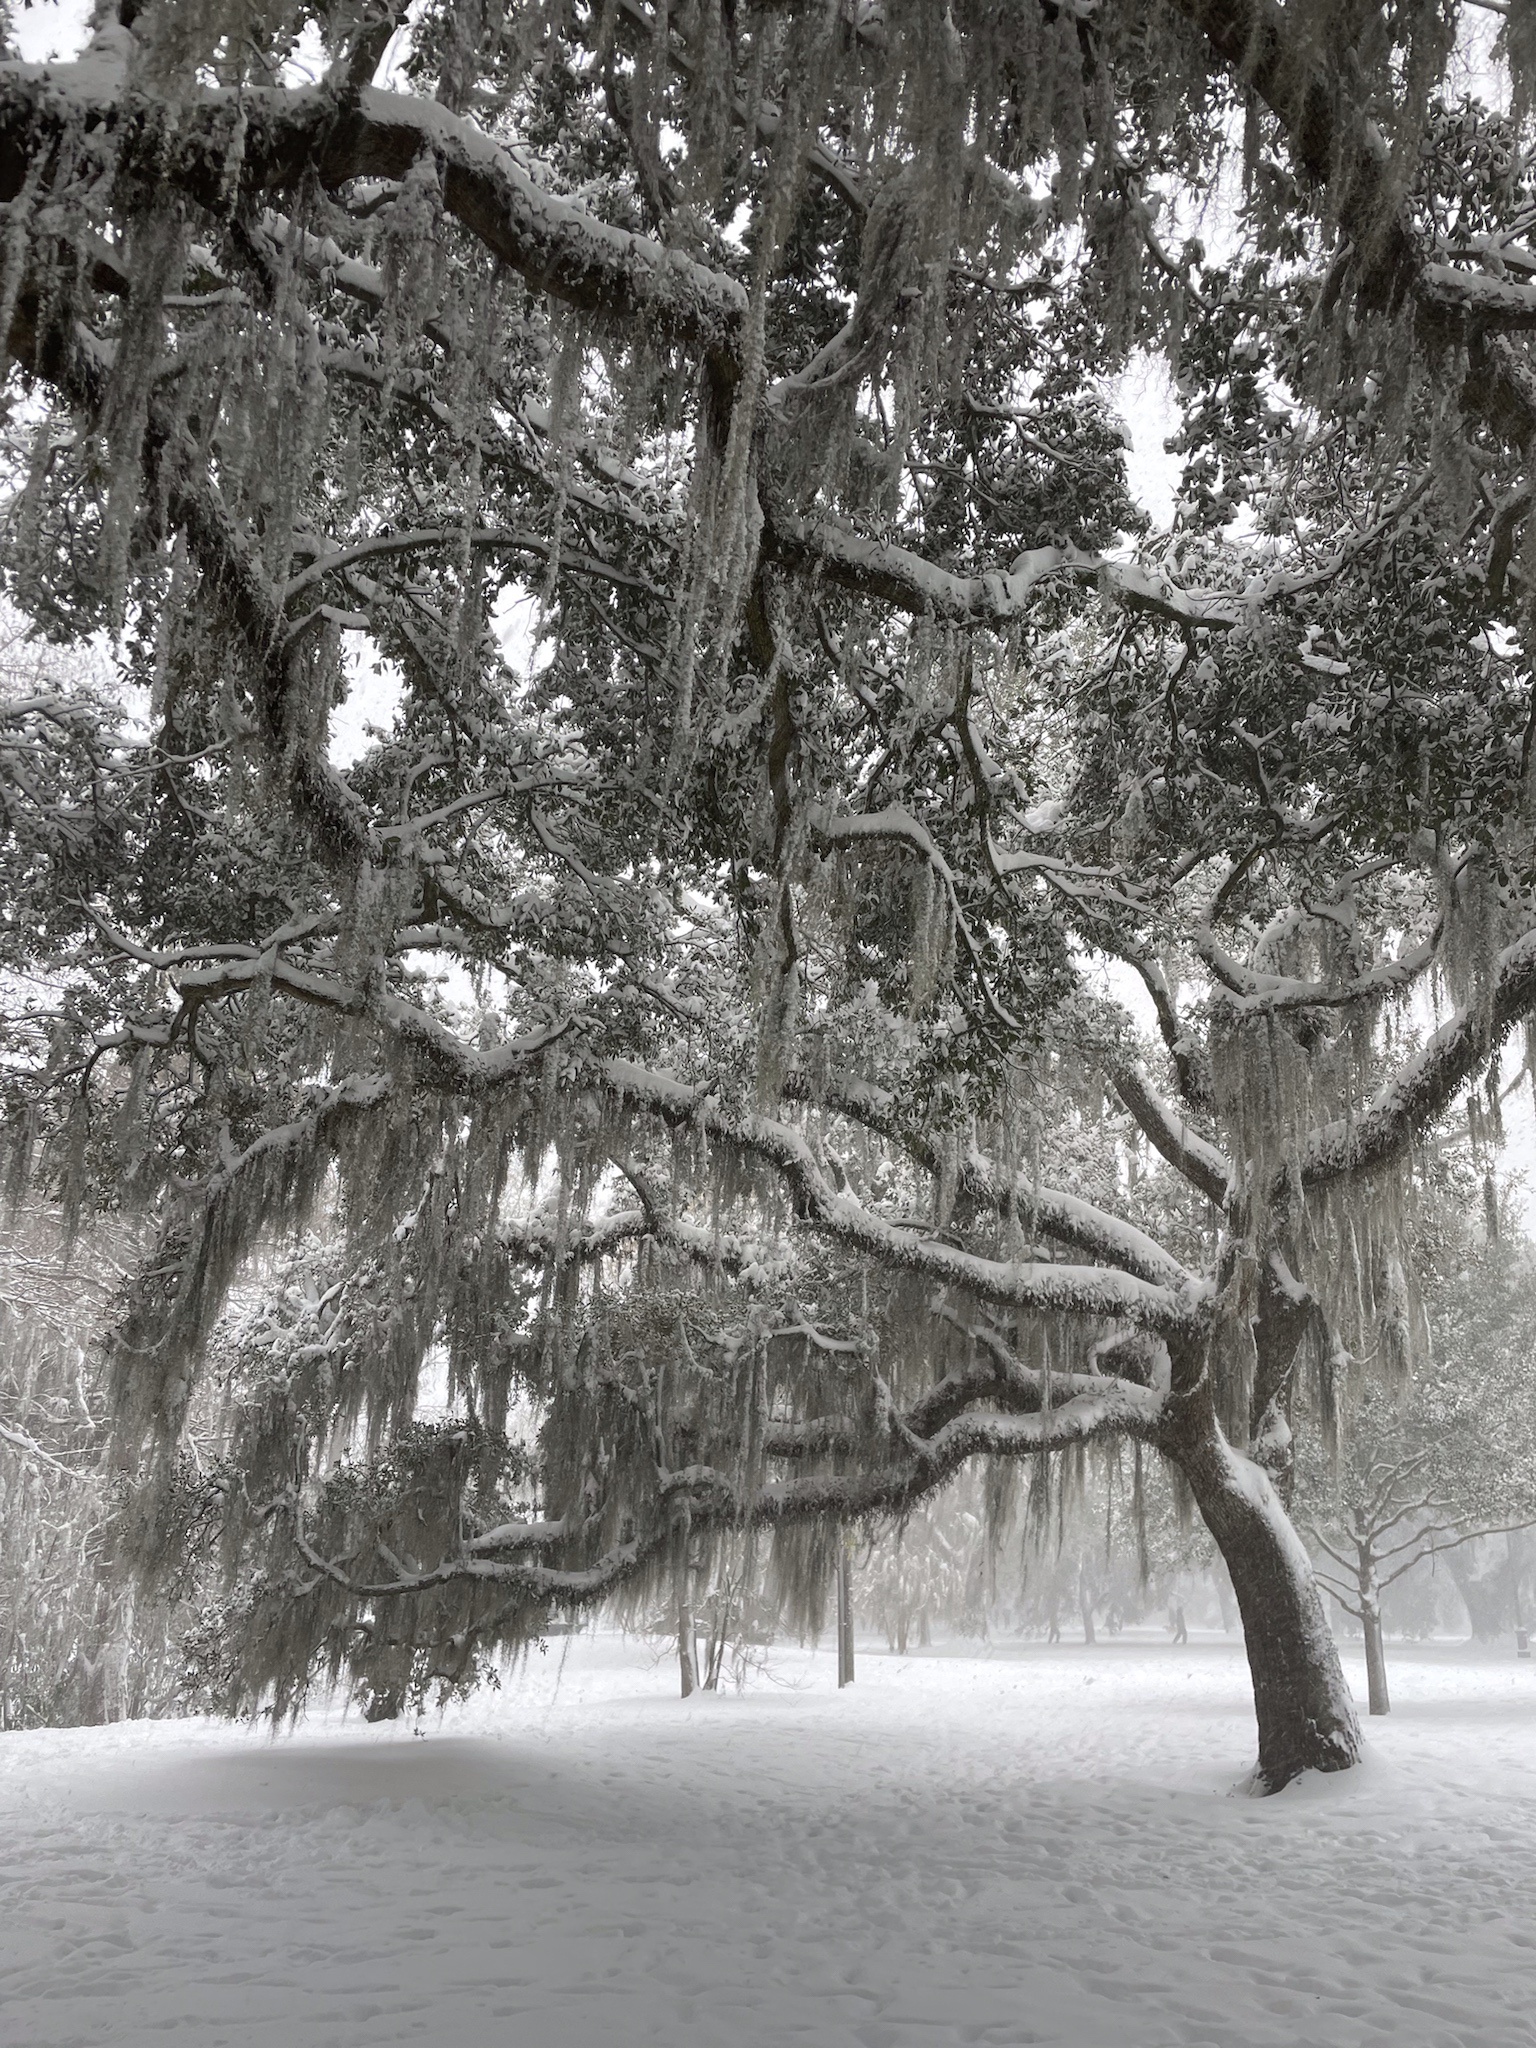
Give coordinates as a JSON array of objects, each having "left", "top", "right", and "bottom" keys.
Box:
[{"left": 1299, "top": 1166, "right": 1536, "bottom": 1709}]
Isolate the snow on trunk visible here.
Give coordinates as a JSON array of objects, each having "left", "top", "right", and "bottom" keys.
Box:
[{"left": 1171, "top": 1396, "right": 1361, "bottom": 1791}]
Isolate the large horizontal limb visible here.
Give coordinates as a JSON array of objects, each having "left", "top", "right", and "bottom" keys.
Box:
[
  {"left": 601, "top": 1058, "right": 1209, "bottom": 1334},
  {"left": 498, "top": 1201, "right": 782, "bottom": 1282},
  {"left": 959, "top": 1159, "right": 1195, "bottom": 1294},
  {"left": 757, "top": 1386, "right": 1162, "bottom": 1522},
  {"left": 1198, "top": 924, "right": 1441, "bottom": 1018},
  {"left": 286, "top": 1370, "right": 1161, "bottom": 1607},
  {"left": 149, "top": 950, "right": 1209, "bottom": 1334},
  {"left": 1300, "top": 922, "right": 1536, "bottom": 1195},
  {"left": 779, "top": 1070, "right": 1197, "bottom": 1292},
  {"left": 0, "top": 53, "right": 747, "bottom": 367},
  {"left": 765, "top": 516, "right": 1246, "bottom": 631},
  {"left": 770, "top": 1311, "right": 1167, "bottom": 1459}
]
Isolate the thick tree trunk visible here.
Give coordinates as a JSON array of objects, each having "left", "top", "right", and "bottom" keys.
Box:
[
  {"left": 1213, "top": 1568, "right": 1236, "bottom": 1634},
  {"left": 1360, "top": 1599, "right": 1390, "bottom": 1716},
  {"left": 1079, "top": 1566, "right": 1096, "bottom": 1646},
  {"left": 1249, "top": 1257, "right": 1312, "bottom": 1509},
  {"left": 1166, "top": 1389, "right": 1361, "bottom": 1791}
]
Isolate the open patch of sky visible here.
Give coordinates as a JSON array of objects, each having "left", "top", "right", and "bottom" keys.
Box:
[
  {"left": 9, "top": 0, "right": 90, "bottom": 64},
  {"left": 1105, "top": 350, "right": 1181, "bottom": 533},
  {"left": 329, "top": 633, "right": 403, "bottom": 769}
]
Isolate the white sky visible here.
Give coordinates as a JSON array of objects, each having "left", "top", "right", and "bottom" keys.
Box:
[
  {"left": 1111, "top": 353, "right": 1182, "bottom": 531},
  {"left": 9, "top": 0, "right": 90, "bottom": 63}
]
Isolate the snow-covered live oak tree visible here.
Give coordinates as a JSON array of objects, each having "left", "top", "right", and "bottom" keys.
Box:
[{"left": 5, "top": 0, "right": 1536, "bottom": 1789}]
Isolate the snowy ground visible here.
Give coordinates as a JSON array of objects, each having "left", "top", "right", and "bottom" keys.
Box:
[{"left": 2, "top": 1633, "right": 1534, "bottom": 2048}]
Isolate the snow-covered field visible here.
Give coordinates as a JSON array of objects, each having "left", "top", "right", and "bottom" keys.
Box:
[{"left": 2, "top": 1633, "right": 1533, "bottom": 2047}]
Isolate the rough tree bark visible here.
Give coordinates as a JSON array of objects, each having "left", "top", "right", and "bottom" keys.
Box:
[
  {"left": 1214, "top": 1572, "right": 1237, "bottom": 1636},
  {"left": 1249, "top": 1256, "right": 1313, "bottom": 1509},
  {"left": 1162, "top": 1374, "right": 1361, "bottom": 1791}
]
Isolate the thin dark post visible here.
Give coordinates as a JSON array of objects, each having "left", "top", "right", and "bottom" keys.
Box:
[
  {"left": 1513, "top": 1533, "right": 1528, "bottom": 1658},
  {"left": 676, "top": 1534, "right": 697, "bottom": 1697},
  {"left": 836, "top": 1533, "right": 854, "bottom": 1688}
]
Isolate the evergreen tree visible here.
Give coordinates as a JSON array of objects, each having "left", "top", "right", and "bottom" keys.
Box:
[{"left": 3, "top": 0, "right": 1536, "bottom": 1788}]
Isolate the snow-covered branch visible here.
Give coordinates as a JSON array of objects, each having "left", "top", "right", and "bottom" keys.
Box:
[
  {"left": 1199, "top": 927, "right": 1441, "bottom": 1018},
  {"left": 498, "top": 1202, "right": 779, "bottom": 1282},
  {"left": 202, "top": 1074, "right": 393, "bottom": 1202},
  {"left": 292, "top": 1368, "right": 1160, "bottom": 1610},
  {"left": 124, "top": 943, "right": 1208, "bottom": 1336},
  {"left": 0, "top": 55, "right": 748, "bottom": 364},
  {"left": 765, "top": 517, "right": 1246, "bottom": 632},
  {"left": 757, "top": 1388, "right": 1162, "bottom": 1524},
  {"left": 1418, "top": 263, "right": 1536, "bottom": 329},
  {"left": 1300, "top": 924, "right": 1536, "bottom": 1195},
  {"left": 0, "top": 1416, "right": 88, "bottom": 1480},
  {"left": 601, "top": 1060, "right": 1209, "bottom": 1334},
  {"left": 959, "top": 1163, "right": 1196, "bottom": 1294},
  {"left": 498, "top": 1209, "right": 650, "bottom": 1268},
  {"left": 293, "top": 1519, "right": 645, "bottom": 1601},
  {"left": 1111, "top": 1065, "right": 1230, "bottom": 1207},
  {"left": 782, "top": 1072, "right": 1195, "bottom": 1292}
]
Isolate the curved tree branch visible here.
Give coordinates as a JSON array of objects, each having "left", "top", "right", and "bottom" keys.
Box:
[
  {"left": 1300, "top": 923, "right": 1536, "bottom": 1196},
  {"left": 1111, "top": 1063, "right": 1231, "bottom": 1207}
]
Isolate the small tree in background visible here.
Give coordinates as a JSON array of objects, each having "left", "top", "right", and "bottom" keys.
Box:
[
  {"left": 1299, "top": 1168, "right": 1536, "bottom": 1712},
  {"left": 1305, "top": 1438, "right": 1533, "bottom": 1715},
  {"left": 0, "top": 1210, "right": 158, "bottom": 1726},
  {"left": 858, "top": 1475, "right": 991, "bottom": 1655}
]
